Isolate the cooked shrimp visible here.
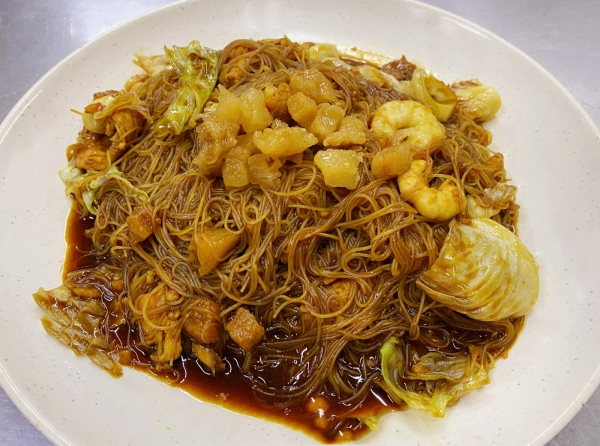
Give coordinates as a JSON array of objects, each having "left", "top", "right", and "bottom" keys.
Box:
[
  {"left": 370, "top": 100, "right": 446, "bottom": 149},
  {"left": 398, "top": 160, "right": 460, "bottom": 221}
]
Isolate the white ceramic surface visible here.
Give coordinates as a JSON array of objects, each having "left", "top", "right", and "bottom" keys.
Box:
[{"left": 1, "top": 0, "right": 599, "bottom": 445}]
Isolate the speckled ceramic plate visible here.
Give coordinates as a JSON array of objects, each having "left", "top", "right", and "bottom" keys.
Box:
[{"left": 1, "top": 0, "right": 599, "bottom": 445}]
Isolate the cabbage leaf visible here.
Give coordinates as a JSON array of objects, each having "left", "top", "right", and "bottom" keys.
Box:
[
  {"left": 405, "top": 351, "right": 467, "bottom": 381},
  {"left": 379, "top": 337, "right": 490, "bottom": 418},
  {"left": 416, "top": 218, "right": 539, "bottom": 321},
  {"left": 358, "top": 416, "right": 380, "bottom": 431},
  {"left": 397, "top": 69, "right": 456, "bottom": 122},
  {"left": 154, "top": 40, "right": 219, "bottom": 137},
  {"left": 82, "top": 91, "right": 151, "bottom": 135},
  {"left": 60, "top": 164, "right": 149, "bottom": 215}
]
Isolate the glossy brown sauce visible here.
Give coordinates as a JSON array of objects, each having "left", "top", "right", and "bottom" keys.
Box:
[{"left": 64, "top": 209, "right": 400, "bottom": 443}]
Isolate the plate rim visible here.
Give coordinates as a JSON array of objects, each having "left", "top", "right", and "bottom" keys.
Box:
[{"left": 0, "top": 1, "right": 599, "bottom": 445}]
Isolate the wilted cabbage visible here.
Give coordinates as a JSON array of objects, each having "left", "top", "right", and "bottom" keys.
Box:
[
  {"left": 453, "top": 81, "right": 502, "bottom": 122},
  {"left": 308, "top": 43, "right": 342, "bottom": 64},
  {"left": 398, "top": 68, "right": 457, "bottom": 122},
  {"left": 33, "top": 286, "right": 123, "bottom": 377},
  {"left": 466, "top": 182, "right": 517, "bottom": 219},
  {"left": 154, "top": 41, "right": 219, "bottom": 137},
  {"left": 379, "top": 337, "right": 490, "bottom": 417},
  {"left": 60, "top": 164, "right": 149, "bottom": 215},
  {"left": 134, "top": 54, "right": 172, "bottom": 77},
  {"left": 82, "top": 91, "right": 150, "bottom": 136},
  {"left": 417, "top": 218, "right": 539, "bottom": 321}
]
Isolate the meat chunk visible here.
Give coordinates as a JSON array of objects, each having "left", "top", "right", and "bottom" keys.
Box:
[
  {"left": 127, "top": 203, "right": 154, "bottom": 243},
  {"left": 240, "top": 87, "right": 273, "bottom": 134},
  {"left": 371, "top": 142, "right": 411, "bottom": 179},
  {"left": 192, "top": 118, "right": 239, "bottom": 176},
  {"left": 190, "top": 227, "right": 241, "bottom": 276},
  {"left": 214, "top": 85, "right": 243, "bottom": 123},
  {"left": 192, "top": 343, "right": 225, "bottom": 376},
  {"left": 287, "top": 92, "right": 318, "bottom": 128},
  {"left": 69, "top": 131, "right": 112, "bottom": 171},
  {"left": 308, "top": 103, "right": 345, "bottom": 143},
  {"left": 78, "top": 92, "right": 148, "bottom": 168},
  {"left": 247, "top": 153, "right": 283, "bottom": 189},
  {"left": 289, "top": 69, "right": 337, "bottom": 104},
  {"left": 74, "top": 145, "right": 109, "bottom": 171},
  {"left": 323, "top": 116, "right": 367, "bottom": 147},
  {"left": 225, "top": 62, "right": 246, "bottom": 86},
  {"left": 134, "top": 283, "right": 182, "bottom": 369},
  {"left": 183, "top": 298, "right": 222, "bottom": 344},
  {"left": 226, "top": 307, "right": 265, "bottom": 352},
  {"left": 263, "top": 83, "right": 291, "bottom": 119},
  {"left": 104, "top": 109, "right": 145, "bottom": 142},
  {"left": 314, "top": 149, "right": 363, "bottom": 190},
  {"left": 252, "top": 126, "right": 317, "bottom": 158},
  {"left": 222, "top": 139, "right": 254, "bottom": 188},
  {"left": 381, "top": 56, "right": 417, "bottom": 81}
]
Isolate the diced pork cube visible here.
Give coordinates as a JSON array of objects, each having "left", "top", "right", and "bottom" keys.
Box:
[
  {"left": 127, "top": 203, "right": 154, "bottom": 243},
  {"left": 263, "top": 83, "right": 292, "bottom": 119},
  {"left": 323, "top": 116, "right": 367, "bottom": 147},
  {"left": 314, "top": 149, "right": 363, "bottom": 190},
  {"left": 371, "top": 142, "right": 411, "bottom": 179},
  {"left": 226, "top": 307, "right": 265, "bottom": 352},
  {"left": 240, "top": 87, "right": 273, "bottom": 134}
]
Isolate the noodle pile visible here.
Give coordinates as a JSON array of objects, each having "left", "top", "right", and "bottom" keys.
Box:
[{"left": 34, "top": 37, "right": 527, "bottom": 442}]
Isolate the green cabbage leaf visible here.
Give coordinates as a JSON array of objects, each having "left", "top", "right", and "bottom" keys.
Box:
[
  {"left": 379, "top": 337, "right": 490, "bottom": 418},
  {"left": 60, "top": 164, "right": 148, "bottom": 215},
  {"left": 154, "top": 40, "right": 219, "bottom": 137},
  {"left": 396, "top": 68, "right": 457, "bottom": 122}
]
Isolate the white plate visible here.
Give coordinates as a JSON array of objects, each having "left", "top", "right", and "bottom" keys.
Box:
[{"left": 1, "top": 0, "right": 599, "bottom": 444}]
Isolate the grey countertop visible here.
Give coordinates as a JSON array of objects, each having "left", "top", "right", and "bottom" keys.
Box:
[{"left": 1, "top": 0, "right": 599, "bottom": 444}]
